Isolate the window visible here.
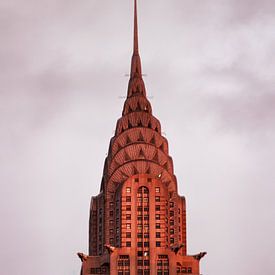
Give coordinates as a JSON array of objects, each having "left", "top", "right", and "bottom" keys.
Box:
[
  {"left": 144, "top": 242, "right": 149, "bottom": 247},
  {"left": 126, "top": 241, "right": 131, "bottom": 247},
  {"left": 156, "top": 214, "right": 161, "bottom": 220},
  {"left": 155, "top": 196, "right": 160, "bottom": 202},
  {"left": 126, "top": 214, "right": 131, "bottom": 220},
  {"left": 170, "top": 229, "right": 174, "bottom": 234},
  {"left": 126, "top": 232, "right": 131, "bottom": 238},
  {"left": 138, "top": 260, "right": 143, "bottom": 266},
  {"left": 156, "top": 241, "right": 161, "bottom": 247},
  {"left": 135, "top": 178, "right": 139, "bottom": 182},
  {"left": 147, "top": 178, "right": 152, "bottom": 182},
  {"left": 126, "top": 205, "right": 131, "bottom": 211},
  {"left": 170, "top": 202, "right": 174, "bottom": 208},
  {"left": 187, "top": 267, "right": 192, "bottom": 273},
  {"left": 170, "top": 220, "right": 174, "bottom": 226},
  {"left": 155, "top": 187, "right": 160, "bottom": 193},
  {"left": 156, "top": 223, "right": 161, "bottom": 229},
  {"left": 156, "top": 232, "right": 161, "bottom": 238},
  {"left": 109, "top": 211, "right": 113, "bottom": 217},
  {"left": 170, "top": 211, "right": 174, "bottom": 216},
  {"left": 126, "top": 223, "right": 131, "bottom": 229},
  {"left": 138, "top": 242, "right": 143, "bottom": 247},
  {"left": 138, "top": 251, "right": 143, "bottom": 256},
  {"left": 155, "top": 205, "right": 160, "bottom": 211},
  {"left": 144, "top": 233, "right": 149, "bottom": 238},
  {"left": 144, "top": 215, "right": 149, "bottom": 220},
  {"left": 126, "top": 187, "right": 131, "bottom": 193},
  {"left": 144, "top": 260, "right": 149, "bottom": 266},
  {"left": 170, "top": 238, "right": 174, "bottom": 244},
  {"left": 126, "top": 196, "right": 131, "bottom": 202},
  {"left": 137, "top": 233, "right": 142, "bottom": 238}
]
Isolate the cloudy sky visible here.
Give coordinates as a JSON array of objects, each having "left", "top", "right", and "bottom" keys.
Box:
[{"left": 1, "top": 0, "right": 275, "bottom": 274}]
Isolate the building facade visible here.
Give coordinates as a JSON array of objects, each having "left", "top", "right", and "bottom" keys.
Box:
[{"left": 78, "top": 1, "right": 206, "bottom": 274}]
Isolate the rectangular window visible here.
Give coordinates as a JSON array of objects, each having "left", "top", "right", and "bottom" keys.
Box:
[
  {"left": 156, "top": 241, "right": 161, "bottom": 247},
  {"left": 155, "top": 205, "right": 160, "bottom": 211},
  {"left": 126, "top": 232, "right": 131, "bottom": 238},
  {"left": 170, "top": 202, "right": 174, "bottom": 208},
  {"left": 135, "top": 178, "right": 139, "bottom": 182},
  {"left": 156, "top": 232, "right": 161, "bottom": 238},
  {"left": 170, "top": 238, "right": 174, "bottom": 244},
  {"left": 144, "top": 233, "right": 149, "bottom": 238},
  {"left": 156, "top": 214, "right": 161, "bottom": 220},
  {"left": 170, "top": 211, "right": 174, "bottom": 216},
  {"left": 156, "top": 223, "right": 161, "bottom": 229},
  {"left": 155, "top": 187, "right": 160, "bottom": 193},
  {"left": 126, "top": 187, "right": 131, "bottom": 193},
  {"left": 187, "top": 267, "right": 192, "bottom": 273},
  {"left": 126, "top": 241, "right": 131, "bottom": 247},
  {"left": 126, "top": 196, "right": 131, "bottom": 202},
  {"left": 126, "top": 223, "right": 131, "bottom": 229},
  {"left": 144, "top": 215, "right": 149, "bottom": 220},
  {"left": 138, "top": 251, "right": 143, "bottom": 256},
  {"left": 144, "top": 260, "right": 149, "bottom": 266},
  {"left": 126, "top": 214, "right": 131, "bottom": 220},
  {"left": 155, "top": 196, "right": 160, "bottom": 202},
  {"left": 126, "top": 205, "right": 131, "bottom": 211},
  {"left": 144, "top": 242, "right": 149, "bottom": 247},
  {"left": 138, "top": 242, "right": 143, "bottom": 247},
  {"left": 138, "top": 260, "right": 143, "bottom": 266},
  {"left": 147, "top": 178, "right": 152, "bottom": 182}
]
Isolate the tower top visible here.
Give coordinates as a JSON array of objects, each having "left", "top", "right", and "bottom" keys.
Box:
[
  {"left": 128, "top": 0, "right": 146, "bottom": 97},
  {"left": 133, "top": 0, "right": 139, "bottom": 54}
]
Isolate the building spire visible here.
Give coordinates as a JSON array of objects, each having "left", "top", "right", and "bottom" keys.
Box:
[
  {"left": 133, "top": 0, "right": 139, "bottom": 54},
  {"left": 128, "top": 0, "right": 146, "bottom": 97}
]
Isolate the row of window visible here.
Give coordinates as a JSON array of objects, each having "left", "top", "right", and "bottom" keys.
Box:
[
  {"left": 133, "top": 177, "right": 153, "bottom": 183},
  {"left": 176, "top": 267, "right": 193, "bottom": 273},
  {"left": 126, "top": 197, "right": 152, "bottom": 203}
]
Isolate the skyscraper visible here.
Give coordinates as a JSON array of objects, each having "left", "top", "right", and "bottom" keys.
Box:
[{"left": 78, "top": 1, "right": 206, "bottom": 274}]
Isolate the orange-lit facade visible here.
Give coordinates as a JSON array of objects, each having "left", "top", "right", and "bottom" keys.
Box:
[{"left": 78, "top": 1, "right": 206, "bottom": 274}]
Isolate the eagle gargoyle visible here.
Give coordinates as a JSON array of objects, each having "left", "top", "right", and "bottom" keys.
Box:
[
  {"left": 171, "top": 243, "right": 185, "bottom": 254},
  {"left": 104, "top": 244, "right": 116, "bottom": 254},
  {"left": 192, "top": 252, "right": 207, "bottom": 261},
  {"left": 77, "top": 252, "right": 88, "bottom": 262}
]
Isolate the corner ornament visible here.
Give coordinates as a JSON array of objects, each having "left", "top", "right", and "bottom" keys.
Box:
[{"left": 192, "top": 252, "right": 207, "bottom": 261}]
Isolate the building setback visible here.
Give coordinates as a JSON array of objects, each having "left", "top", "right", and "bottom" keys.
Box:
[{"left": 78, "top": 1, "right": 206, "bottom": 274}]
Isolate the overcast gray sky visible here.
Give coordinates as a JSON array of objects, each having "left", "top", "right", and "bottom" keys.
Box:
[{"left": 1, "top": 0, "right": 275, "bottom": 274}]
